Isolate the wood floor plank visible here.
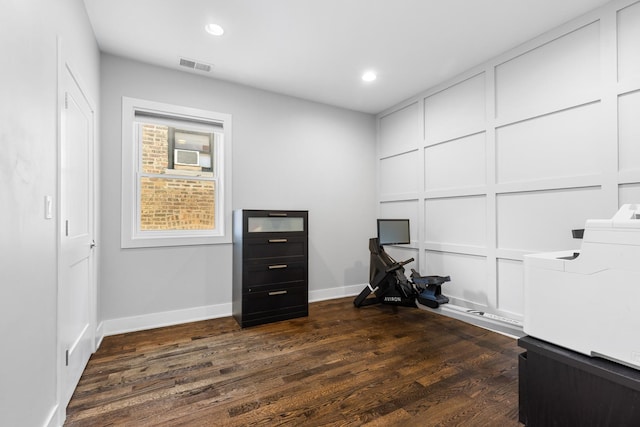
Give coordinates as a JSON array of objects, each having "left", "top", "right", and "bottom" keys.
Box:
[{"left": 65, "top": 298, "right": 521, "bottom": 426}]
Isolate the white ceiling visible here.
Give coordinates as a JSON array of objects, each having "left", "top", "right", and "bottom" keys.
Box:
[{"left": 83, "top": 0, "right": 611, "bottom": 114}]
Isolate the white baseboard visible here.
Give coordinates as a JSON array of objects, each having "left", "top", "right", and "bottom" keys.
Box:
[
  {"left": 100, "top": 285, "right": 365, "bottom": 337},
  {"left": 309, "top": 283, "right": 363, "bottom": 302},
  {"left": 99, "top": 284, "right": 522, "bottom": 339},
  {"left": 102, "top": 302, "right": 232, "bottom": 337},
  {"left": 95, "top": 321, "right": 105, "bottom": 349},
  {"left": 419, "top": 302, "right": 525, "bottom": 338},
  {"left": 44, "top": 404, "right": 59, "bottom": 427}
]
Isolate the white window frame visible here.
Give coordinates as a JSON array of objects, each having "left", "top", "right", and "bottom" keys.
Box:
[{"left": 121, "top": 97, "right": 232, "bottom": 248}]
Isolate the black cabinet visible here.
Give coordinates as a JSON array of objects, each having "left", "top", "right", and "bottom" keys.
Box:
[
  {"left": 518, "top": 336, "right": 640, "bottom": 426},
  {"left": 232, "top": 209, "right": 308, "bottom": 327}
]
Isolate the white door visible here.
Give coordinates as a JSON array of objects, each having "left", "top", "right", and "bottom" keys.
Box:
[{"left": 58, "top": 62, "right": 96, "bottom": 412}]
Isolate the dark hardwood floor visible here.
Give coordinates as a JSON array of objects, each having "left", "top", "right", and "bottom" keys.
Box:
[{"left": 65, "top": 298, "right": 521, "bottom": 426}]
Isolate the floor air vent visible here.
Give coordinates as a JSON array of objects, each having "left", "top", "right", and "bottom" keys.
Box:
[{"left": 179, "top": 58, "right": 212, "bottom": 72}]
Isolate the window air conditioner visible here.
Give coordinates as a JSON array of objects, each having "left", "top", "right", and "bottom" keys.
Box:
[{"left": 174, "top": 149, "right": 200, "bottom": 166}]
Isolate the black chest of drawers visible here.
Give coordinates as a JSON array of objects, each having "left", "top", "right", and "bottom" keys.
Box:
[{"left": 232, "top": 209, "right": 308, "bottom": 327}]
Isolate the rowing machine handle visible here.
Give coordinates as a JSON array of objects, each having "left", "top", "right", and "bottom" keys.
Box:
[{"left": 385, "top": 257, "right": 414, "bottom": 273}]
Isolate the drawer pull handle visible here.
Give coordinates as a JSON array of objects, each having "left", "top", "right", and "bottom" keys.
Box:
[
  {"left": 268, "top": 239, "right": 288, "bottom": 243},
  {"left": 268, "top": 290, "right": 288, "bottom": 296},
  {"left": 268, "top": 213, "right": 287, "bottom": 217},
  {"left": 269, "top": 264, "right": 288, "bottom": 270}
]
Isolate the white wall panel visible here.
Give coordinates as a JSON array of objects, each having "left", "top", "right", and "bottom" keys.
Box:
[
  {"left": 620, "top": 183, "right": 640, "bottom": 205},
  {"left": 380, "top": 200, "right": 419, "bottom": 243},
  {"left": 379, "top": 102, "right": 419, "bottom": 158},
  {"left": 617, "top": 1, "right": 640, "bottom": 83},
  {"left": 424, "top": 73, "right": 485, "bottom": 144},
  {"left": 425, "top": 196, "right": 486, "bottom": 247},
  {"left": 425, "top": 133, "right": 486, "bottom": 190},
  {"left": 497, "top": 187, "right": 610, "bottom": 253},
  {"left": 496, "top": 102, "right": 603, "bottom": 184},
  {"left": 379, "top": 151, "right": 419, "bottom": 196},
  {"left": 495, "top": 22, "right": 600, "bottom": 122},
  {"left": 618, "top": 90, "right": 640, "bottom": 174},
  {"left": 497, "top": 259, "right": 524, "bottom": 318},
  {"left": 425, "top": 251, "right": 487, "bottom": 308},
  {"left": 377, "top": 0, "right": 637, "bottom": 326}
]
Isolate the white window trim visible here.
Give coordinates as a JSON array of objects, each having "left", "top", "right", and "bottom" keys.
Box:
[{"left": 121, "top": 96, "right": 232, "bottom": 248}]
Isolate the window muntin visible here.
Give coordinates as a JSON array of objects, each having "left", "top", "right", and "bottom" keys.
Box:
[{"left": 122, "top": 97, "right": 232, "bottom": 247}]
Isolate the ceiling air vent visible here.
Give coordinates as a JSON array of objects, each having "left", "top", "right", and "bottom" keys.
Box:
[
  {"left": 179, "top": 57, "right": 212, "bottom": 73},
  {"left": 195, "top": 62, "right": 211, "bottom": 72}
]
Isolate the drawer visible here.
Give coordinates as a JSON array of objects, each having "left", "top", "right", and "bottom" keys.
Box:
[
  {"left": 247, "top": 215, "right": 305, "bottom": 234},
  {"left": 240, "top": 305, "right": 308, "bottom": 328},
  {"left": 244, "top": 236, "right": 306, "bottom": 260},
  {"left": 244, "top": 283, "right": 307, "bottom": 314},
  {"left": 242, "top": 210, "right": 308, "bottom": 236},
  {"left": 244, "top": 261, "right": 306, "bottom": 287}
]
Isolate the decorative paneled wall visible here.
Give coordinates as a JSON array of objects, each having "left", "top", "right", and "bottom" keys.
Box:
[{"left": 376, "top": 0, "right": 640, "bottom": 323}]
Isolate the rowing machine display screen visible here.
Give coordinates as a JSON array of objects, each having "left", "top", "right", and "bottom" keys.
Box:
[{"left": 377, "top": 219, "right": 410, "bottom": 246}]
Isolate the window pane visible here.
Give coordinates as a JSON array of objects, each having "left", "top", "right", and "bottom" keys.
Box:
[
  {"left": 140, "top": 123, "right": 214, "bottom": 175},
  {"left": 173, "top": 130, "right": 213, "bottom": 173},
  {"left": 140, "top": 176, "right": 215, "bottom": 230}
]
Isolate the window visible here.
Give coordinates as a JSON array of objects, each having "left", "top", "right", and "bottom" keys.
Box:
[{"left": 121, "top": 97, "right": 232, "bottom": 247}]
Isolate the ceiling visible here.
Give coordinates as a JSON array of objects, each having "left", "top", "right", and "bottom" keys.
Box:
[{"left": 83, "top": 0, "right": 611, "bottom": 114}]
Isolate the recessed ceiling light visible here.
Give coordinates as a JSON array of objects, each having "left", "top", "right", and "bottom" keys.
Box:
[
  {"left": 362, "top": 71, "right": 377, "bottom": 82},
  {"left": 205, "top": 23, "right": 224, "bottom": 36}
]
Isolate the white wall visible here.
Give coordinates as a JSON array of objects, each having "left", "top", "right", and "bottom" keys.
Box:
[
  {"left": 0, "top": 0, "right": 100, "bottom": 426},
  {"left": 99, "top": 54, "right": 376, "bottom": 333},
  {"left": 377, "top": 0, "right": 640, "bottom": 323}
]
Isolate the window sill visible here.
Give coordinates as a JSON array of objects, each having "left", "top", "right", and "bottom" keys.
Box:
[{"left": 121, "top": 232, "right": 231, "bottom": 249}]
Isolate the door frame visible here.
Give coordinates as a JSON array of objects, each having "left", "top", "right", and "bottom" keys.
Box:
[{"left": 56, "top": 39, "right": 98, "bottom": 426}]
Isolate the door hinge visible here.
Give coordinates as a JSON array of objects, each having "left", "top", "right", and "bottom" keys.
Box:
[
  {"left": 64, "top": 92, "right": 69, "bottom": 109},
  {"left": 65, "top": 220, "right": 69, "bottom": 236},
  {"left": 65, "top": 349, "right": 69, "bottom": 366}
]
